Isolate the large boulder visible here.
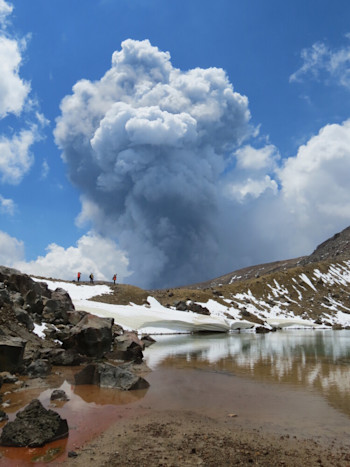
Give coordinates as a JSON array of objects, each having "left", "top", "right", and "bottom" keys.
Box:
[
  {"left": 109, "top": 331, "right": 145, "bottom": 363},
  {"left": 0, "top": 338, "right": 26, "bottom": 372},
  {"left": 74, "top": 362, "right": 149, "bottom": 390},
  {"left": 188, "top": 302, "right": 210, "bottom": 315},
  {"left": 0, "top": 399, "right": 68, "bottom": 447},
  {"left": 62, "top": 314, "right": 114, "bottom": 358},
  {"left": 42, "top": 288, "right": 74, "bottom": 325}
]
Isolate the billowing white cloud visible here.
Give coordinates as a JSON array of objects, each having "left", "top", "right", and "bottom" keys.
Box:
[
  {"left": 235, "top": 144, "right": 279, "bottom": 171},
  {"left": 55, "top": 39, "right": 253, "bottom": 288},
  {"left": 226, "top": 144, "right": 280, "bottom": 202},
  {"left": 12, "top": 232, "right": 130, "bottom": 282},
  {"left": 0, "top": 35, "right": 30, "bottom": 118},
  {"left": 229, "top": 175, "right": 278, "bottom": 202},
  {"left": 290, "top": 37, "right": 350, "bottom": 89},
  {"left": 278, "top": 119, "right": 350, "bottom": 223},
  {"left": 0, "top": 127, "right": 38, "bottom": 184}
]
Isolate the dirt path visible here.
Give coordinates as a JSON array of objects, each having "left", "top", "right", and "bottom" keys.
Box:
[{"left": 66, "top": 409, "right": 350, "bottom": 466}]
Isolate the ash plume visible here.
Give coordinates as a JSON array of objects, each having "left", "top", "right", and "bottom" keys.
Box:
[{"left": 54, "top": 39, "right": 253, "bottom": 288}]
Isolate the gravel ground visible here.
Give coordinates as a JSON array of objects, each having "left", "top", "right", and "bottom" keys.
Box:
[{"left": 66, "top": 409, "right": 350, "bottom": 467}]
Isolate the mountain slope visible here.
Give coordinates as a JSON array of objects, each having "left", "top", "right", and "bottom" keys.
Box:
[{"left": 90, "top": 226, "right": 350, "bottom": 329}]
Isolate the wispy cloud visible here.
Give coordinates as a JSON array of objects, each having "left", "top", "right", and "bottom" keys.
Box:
[
  {"left": 290, "top": 36, "right": 350, "bottom": 89},
  {"left": 41, "top": 159, "right": 49, "bottom": 179},
  {"left": 0, "top": 194, "right": 15, "bottom": 215},
  {"left": 0, "top": 0, "right": 13, "bottom": 28}
]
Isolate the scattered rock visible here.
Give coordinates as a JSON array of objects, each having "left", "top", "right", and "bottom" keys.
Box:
[
  {"left": 188, "top": 302, "right": 210, "bottom": 315},
  {"left": 0, "top": 399, "right": 68, "bottom": 447},
  {"left": 174, "top": 300, "right": 187, "bottom": 311},
  {"left": 26, "top": 359, "right": 52, "bottom": 378},
  {"left": 50, "top": 389, "right": 69, "bottom": 401},
  {"left": 74, "top": 362, "right": 150, "bottom": 390},
  {"left": 0, "top": 372, "right": 18, "bottom": 384}
]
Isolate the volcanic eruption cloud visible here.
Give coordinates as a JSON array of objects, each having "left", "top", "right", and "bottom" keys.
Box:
[{"left": 54, "top": 39, "right": 256, "bottom": 288}]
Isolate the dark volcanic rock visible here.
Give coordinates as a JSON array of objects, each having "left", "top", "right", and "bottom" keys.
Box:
[
  {"left": 0, "top": 338, "right": 26, "bottom": 372},
  {"left": 74, "top": 362, "right": 149, "bottom": 390},
  {"left": 110, "top": 331, "right": 144, "bottom": 363},
  {"left": 50, "top": 389, "right": 69, "bottom": 401},
  {"left": 62, "top": 314, "right": 114, "bottom": 358},
  {"left": 255, "top": 326, "right": 270, "bottom": 334},
  {"left": 42, "top": 288, "right": 74, "bottom": 325},
  {"left": 40, "top": 348, "right": 87, "bottom": 366},
  {"left": 188, "top": 301, "right": 210, "bottom": 315},
  {"left": 0, "top": 410, "right": 8, "bottom": 422},
  {"left": 26, "top": 359, "right": 52, "bottom": 378},
  {"left": 14, "top": 307, "right": 34, "bottom": 331},
  {"left": 174, "top": 300, "right": 188, "bottom": 311},
  {"left": 0, "top": 399, "right": 68, "bottom": 447}
]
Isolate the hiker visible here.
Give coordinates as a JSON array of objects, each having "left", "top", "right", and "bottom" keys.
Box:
[
  {"left": 77, "top": 272, "right": 81, "bottom": 282},
  {"left": 113, "top": 273, "right": 117, "bottom": 284},
  {"left": 89, "top": 273, "right": 94, "bottom": 283}
]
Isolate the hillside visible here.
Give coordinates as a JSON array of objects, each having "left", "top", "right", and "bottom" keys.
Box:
[{"left": 92, "top": 225, "right": 350, "bottom": 328}]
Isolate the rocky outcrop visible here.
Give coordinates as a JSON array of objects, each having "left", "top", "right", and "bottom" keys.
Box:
[
  {"left": 0, "top": 266, "right": 75, "bottom": 345},
  {"left": 0, "top": 399, "right": 68, "bottom": 447},
  {"left": 74, "top": 362, "right": 149, "bottom": 390}
]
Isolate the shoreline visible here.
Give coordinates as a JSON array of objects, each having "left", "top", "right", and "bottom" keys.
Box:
[{"left": 66, "top": 408, "right": 350, "bottom": 466}]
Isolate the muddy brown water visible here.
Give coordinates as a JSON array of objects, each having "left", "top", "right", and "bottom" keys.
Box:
[{"left": 1, "top": 329, "right": 350, "bottom": 464}]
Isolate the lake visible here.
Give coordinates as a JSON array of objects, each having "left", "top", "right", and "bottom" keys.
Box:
[
  {"left": 141, "top": 329, "right": 350, "bottom": 442},
  {"left": 1, "top": 329, "right": 350, "bottom": 464}
]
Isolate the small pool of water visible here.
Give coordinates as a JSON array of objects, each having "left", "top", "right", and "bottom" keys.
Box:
[{"left": 1, "top": 330, "right": 350, "bottom": 464}]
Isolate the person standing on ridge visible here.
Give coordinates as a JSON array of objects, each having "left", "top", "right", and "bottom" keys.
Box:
[
  {"left": 77, "top": 272, "right": 81, "bottom": 282},
  {"left": 89, "top": 273, "right": 94, "bottom": 283},
  {"left": 113, "top": 274, "right": 117, "bottom": 284}
]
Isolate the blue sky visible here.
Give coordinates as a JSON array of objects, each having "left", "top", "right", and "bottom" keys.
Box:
[{"left": 1, "top": 0, "right": 350, "bottom": 288}]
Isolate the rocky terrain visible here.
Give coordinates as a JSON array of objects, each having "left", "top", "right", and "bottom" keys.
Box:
[{"left": 0, "top": 266, "right": 150, "bottom": 449}]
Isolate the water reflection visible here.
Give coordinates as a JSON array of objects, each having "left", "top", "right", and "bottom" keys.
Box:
[
  {"left": 0, "top": 372, "right": 149, "bottom": 465},
  {"left": 144, "top": 330, "right": 350, "bottom": 417}
]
